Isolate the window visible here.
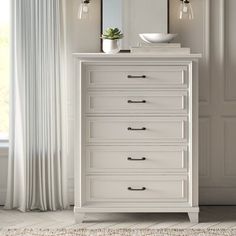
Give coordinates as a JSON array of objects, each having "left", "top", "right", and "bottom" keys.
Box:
[{"left": 0, "top": 0, "right": 10, "bottom": 141}]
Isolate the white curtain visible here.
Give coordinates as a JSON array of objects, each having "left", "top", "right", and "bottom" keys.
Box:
[{"left": 5, "top": 0, "right": 69, "bottom": 211}]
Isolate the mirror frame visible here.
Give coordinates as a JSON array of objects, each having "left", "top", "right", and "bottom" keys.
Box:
[{"left": 100, "top": 0, "right": 170, "bottom": 52}]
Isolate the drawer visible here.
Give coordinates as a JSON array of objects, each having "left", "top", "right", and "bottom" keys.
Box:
[
  {"left": 86, "top": 117, "right": 188, "bottom": 144},
  {"left": 86, "top": 65, "right": 188, "bottom": 89},
  {"left": 86, "top": 146, "right": 188, "bottom": 173},
  {"left": 86, "top": 91, "right": 188, "bottom": 114},
  {"left": 86, "top": 176, "right": 188, "bottom": 203}
]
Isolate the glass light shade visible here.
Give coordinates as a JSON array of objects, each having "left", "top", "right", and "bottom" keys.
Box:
[
  {"left": 179, "top": 0, "right": 194, "bottom": 20},
  {"left": 78, "top": 1, "right": 90, "bottom": 20}
]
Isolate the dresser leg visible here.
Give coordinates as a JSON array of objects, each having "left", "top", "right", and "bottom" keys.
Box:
[
  {"left": 75, "top": 213, "right": 85, "bottom": 224},
  {"left": 188, "top": 212, "right": 199, "bottom": 223}
]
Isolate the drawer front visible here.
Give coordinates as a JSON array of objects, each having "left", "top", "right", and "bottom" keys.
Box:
[
  {"left": 86, "top": 91, "right": 188, "bottom": 114},
  {"left": 86, "top": 176, "right": 188, "bottom": 202},
  {"left": 86, "top": 146, "right": 188, "bottom": 173},
  {"left": 86, "top": 117, "right": 188, "bottom": 144},
  {"left": 86, "top": 65, "right": 188, "bottom": 89}
]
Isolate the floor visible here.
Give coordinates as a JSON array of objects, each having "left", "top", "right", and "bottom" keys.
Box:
[{"left": 1, "top": 207, "right": 236, "bottom": 230}]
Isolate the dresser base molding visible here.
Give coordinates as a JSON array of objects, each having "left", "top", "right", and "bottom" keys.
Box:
[{"left": 74, "top": 207, "right": 199, "bottom": 223}]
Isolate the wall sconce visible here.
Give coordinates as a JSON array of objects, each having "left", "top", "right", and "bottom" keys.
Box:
[
  {"left": 179, "top": 0, "right": 194, "bottom": 20},
  {"left": 78, "top": 0, "right": 90, "bottom": 20}
]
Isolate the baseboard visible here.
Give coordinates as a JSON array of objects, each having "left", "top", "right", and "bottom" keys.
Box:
[
  {"left": 68, "top": 188, "right": 74, "bottom": 205},
  {"left": 0, "top": 188, "right": 6, "bottom": 205},
  {"left": 200, "top": 187, "right": 236, "bottom": 205},
  {"left": 0, "top": 148, "right": 8, "bottom": 205}
]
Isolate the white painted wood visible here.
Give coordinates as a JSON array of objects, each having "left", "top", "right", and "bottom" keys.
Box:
[
  {"left": 86, "top": 117, "right": 188, "bottom": 144},
  {"left": 74, "top": 53, "right": 200, "bottom": 222},
  {"left": 74, "top": 206, "right": 199, "bottom": 213},
  {"left": 86, "top": 146, "right": 188, "bottom": 174},
  {"left": 86, "top": 91, "right": 188, "bottom": 114},
  {"left": 86, "top": 175, "right": 188, "bottom": 203},
  {"left": 85, "top": 64, "right": 189, "bottom": 89},
  {"left": 188, "top": 212, "right": 199, "bottom": 224},
  {"left": 74, "top": 53, "right": 202, "bottom": 59}
]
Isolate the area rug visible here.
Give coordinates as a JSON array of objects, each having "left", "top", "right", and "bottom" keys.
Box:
[{"left": 1, "top": 229, "right": 236, "bottom": 236}]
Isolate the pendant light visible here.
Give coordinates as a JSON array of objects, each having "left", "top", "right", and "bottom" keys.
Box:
[
  {"left": 78, "top": 0, "right": 90, "bottom": 20},
  {"left": 179, "top": 0, "right": 194, "bottom": 20}
]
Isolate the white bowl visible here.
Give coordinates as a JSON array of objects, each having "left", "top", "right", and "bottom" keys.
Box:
[{"left": 139, "top": 33, "right": 177, "bottom": 44}]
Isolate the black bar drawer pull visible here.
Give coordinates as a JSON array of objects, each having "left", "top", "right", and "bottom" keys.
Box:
[
  {"left": 128, "top": 100, "right": 146, "bottom": 104},
  {"left": 128, "top": 127, "right": 146, "bottom": 131},
  {"left": 128, "top": 187, "right": 146, "bottom": 191},
  {"left": 127, "top": 157, "right": 146, "bottom": 161},
  {"left": 127, "top": 75, "right": 146, "bottom": 79}
]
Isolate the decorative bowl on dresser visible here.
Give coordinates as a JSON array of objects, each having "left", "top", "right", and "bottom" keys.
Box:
[
  {"left": 73, "top": 53, "right": 201, "bottom": 223},
  {"left": 139, "top": 33, "right": 178, "bottom": 44}
]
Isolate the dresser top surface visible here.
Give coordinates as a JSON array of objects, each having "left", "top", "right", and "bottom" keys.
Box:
[{"left": 73, "top": 53, "right": 202, "bottom": 60}]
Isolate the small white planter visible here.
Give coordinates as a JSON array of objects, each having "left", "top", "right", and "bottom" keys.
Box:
[{"left": 102, "top": 39, "right": 120, "bottom": 54}]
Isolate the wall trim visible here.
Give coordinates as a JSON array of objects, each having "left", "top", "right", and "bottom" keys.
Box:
[{"left": 199, "top": 0, "right": 211, "bottom": 104}]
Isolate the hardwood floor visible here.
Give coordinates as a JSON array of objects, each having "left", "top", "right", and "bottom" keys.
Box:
[{"left": 1, "top": 207, "right": 236, "bottom": 230}]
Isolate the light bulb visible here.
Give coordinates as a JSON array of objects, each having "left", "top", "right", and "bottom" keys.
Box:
[
  {"left": 179, "top": 0, "right": 194, "bottom": 20},
  {"left": 78, "top": 0, "right": 90, "bottom": 20}
]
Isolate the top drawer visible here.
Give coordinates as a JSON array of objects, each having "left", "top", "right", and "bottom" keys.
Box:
[{"left": 85, "top": 65, "right": 188, "bottom": 89}]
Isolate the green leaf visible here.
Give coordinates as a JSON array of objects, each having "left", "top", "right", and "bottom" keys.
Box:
[{"left": 101, "top": 27, "right": 123, "bottom": 40}]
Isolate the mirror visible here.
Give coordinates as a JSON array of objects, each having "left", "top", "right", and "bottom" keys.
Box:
[{"left": 101, "top": 0, "right": 169, "bottom": 51}]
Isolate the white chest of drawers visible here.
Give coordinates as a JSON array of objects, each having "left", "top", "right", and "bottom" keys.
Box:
[{"left": 74, "top": 53, "right": 201, "bottom": 223}]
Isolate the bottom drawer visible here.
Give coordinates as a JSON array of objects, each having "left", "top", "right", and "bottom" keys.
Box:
[{"left": 86, "top": 176, "right": 188, "bottom": 203}]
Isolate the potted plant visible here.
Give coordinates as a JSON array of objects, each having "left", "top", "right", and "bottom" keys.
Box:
[{"left": 101, "top": 28, "right": 123, "bottom": 54}]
